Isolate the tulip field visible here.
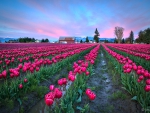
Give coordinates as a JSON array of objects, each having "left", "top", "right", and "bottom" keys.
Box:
[{"left": 0, "top": 43, "right": 150, "bottom": 113}]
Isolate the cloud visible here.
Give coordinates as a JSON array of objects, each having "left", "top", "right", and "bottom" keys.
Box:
[{"left": 0, "top": 0, "right": 150, "bottom": 40}]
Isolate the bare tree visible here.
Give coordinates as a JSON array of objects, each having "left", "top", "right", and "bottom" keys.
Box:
[{"left": 114, "top": 26, "right": 124, "bottom": 43}]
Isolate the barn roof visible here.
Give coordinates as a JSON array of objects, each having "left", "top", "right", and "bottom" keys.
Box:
[{"left": 59, "top": 37, "right": 75, "bottom": 40}]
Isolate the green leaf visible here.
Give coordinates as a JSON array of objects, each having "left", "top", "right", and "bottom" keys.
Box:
[
  {"left": 131, "top": 96, "right": 137, "bottom": 101},
  {"left": 76, "top": 106, "right": 83, "bottom": 110},
  {"left": 17, "top": 98, "right": 22, "bottom": 105},
  {"left": 78, "top": 89, "right": 82, "bottom": 95},
  {"left": 76, "top": 95, "right": 81, "bottom": 103},
  {"left": 121, "top": 87, "right": 127, "bottom": 90}
]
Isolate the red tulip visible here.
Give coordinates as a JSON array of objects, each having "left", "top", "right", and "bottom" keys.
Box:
[
  {"left": 24, "top": 78, "right": 28, "bottom": 83},
  {"left": 70, "top": 75, "right": 75, "bottom": 82},
  {"left": 81, "top": 67, "right": 86, "bottom": 72},
  {"left": 10, "top": 73, "right": 14, "bottom": 78},
  {"left": 35, "top": 67, "right": 40, "bottom": 72},
  {"left": 62, "top": 78, "right": 67, "bottom": 85},
  {"left": 126, "top": 68, "right": 131, "bottom": 73},
  {"left": 45, "top": 92, "right": 55, "bottom": 100},
  {"left": 85, "top": 88, "right": 91, "bottom": 96},
  {"left": 58, "top": 79, "right": 63, "bottom": 86},
  {"left": 19, "top": 84, "right": 23, "bottom": 89},
  {"left": 18, "top": 64, "right": 23, "bottom": 69},
  {"left": 90, "top": 60, "right": 94, "bottom": 64},
  {"left": 2, "top": 70, "right": 7, "bottom": 78},
  {"left": 146, "top": 79, "right": 150, "bottom": 85},
  {"left": 88, "top": 92, "right": 96, "bottom": 100},
  {"left": 133, "top": 65, "right": 137, "bottom": 71},
  {"left": 45, "top": 99, "right": 53, "bottom": 106},
  {"left": 144, "top": 72, "right": 149, "bottom": 78},
  {"left": 85, "top": 71, "right": 90, "bottom": 76},
  {"left": 145, "top": 85, "right": 150, "bottom": 92},
  {"left": 30, "top": 67, "right": 34, "bottom": 73},
  {"left": 23, "top": 66, "right": 27, "bottom": 72},
  {"left": 139, "top": 75, "right": 144, "bottom": 80},
  {"left": 137, "top": 79, "right": 141, "bottom": 83},
  {"left": 49, "top": 85, "right": 55, "bottom": 91},
  {"left": 54, "top": 88, "right": 62, "bottom": 99},
  {"left": 136, "top": 70, "right": 141, "bottom": 75}
]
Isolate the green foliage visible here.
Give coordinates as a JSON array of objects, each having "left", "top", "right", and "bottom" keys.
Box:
[
  {"left": 30, "top": 85, "right": 48, "bottom": 98},
  {"left": 95, "top": 28, "right": 100, "bottom": 36},
  {"left": 41, "top": 38, "right": 49, "bottom": 42},
  {"left": 94, "top": 28, "right": 100, "bottom": 43},
  {"left": 109, "top": 91, "right": 127, "bottom": 100},
  {"left": 19, "top": 106, "right": 24, "bottom": 113},
  {"left": 85, "top": 36, "right": 89, "bottom": 43},
  {"left": 135, "top": 28, "right": 150, "bottom": 43},
  {"left": 102, "top": 45, "right": 150, "bottom": 110},
  {"left": 125, "top": 31, "right": 134, "bottom": 43},
  {"left": 80, "top": 40, "right": 83, "bottom": 43},
  {"left": 114, "top": 38, "right": 118, "bottom": 43},
  {"left": 22, "top": 96, "right": 28, "bottom": 102},
  {"left": 121, "top": 38, "right": 125, "bottom": 43},
  {"left": 104, "top": 39, "right": 108, "bottom": 43},
  {"left": 5, "top": 98, "right": 14, "bottom": 110},
  {"left": 0, "top": 46, "right": 94, "bottom": 111},
  {"left": 18, "top": 37, "right": 35, "bottom": 43}
]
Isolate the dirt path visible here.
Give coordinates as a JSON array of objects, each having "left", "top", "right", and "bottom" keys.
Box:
[{"left": 79, "top": 50, "right": 143, "bottom": 113}]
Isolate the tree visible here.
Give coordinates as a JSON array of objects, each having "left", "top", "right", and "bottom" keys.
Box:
[
  {"left": 104, "top": 40, "right": 108, "bottom": 43},
  {"left": 135, "top": 28, "right": 150, "bottom": 43},
  {"left": 114, "top": 26, "right": 124, "bottom": 43},
  {"left": 45, "top": 38, "right": 49, "bottom": 42},
  {"left": 128, "top": 31, "right": 134, "bottom": 43},
  {"left": 18, "top": 37, "right": 35, "bottom": 43},
  {"left": 144, "top": 28, "right": 150, "bottom": 44},
  {"left": 94, "top": 28, "right": 100, "bottom": 43},
  {"left": 80, "top": 40, "right": 83, "bottom": 43},
  {"left": 41, "top": 39, "right": 45, "bottom": 42},
  {"left": 114, "top": 38, "right": 118, "bottom": 43},
  {"left": 85, "top": 36, "right": 89, "bottom": 43},
  {"left": 122, "top": 38, "right": 125, "bottom": 43}
]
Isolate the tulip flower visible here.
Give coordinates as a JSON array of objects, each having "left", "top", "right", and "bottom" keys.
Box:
[
  {"left": 88, "top": 92, "right": 96, "bottom": 100},
  {"left": 54, "top": 88, "right": 62, "bottom": 99},
  {"left": 49, "top": 85, "right": 55, "bottom": 91},
  {"left": 24, "top": 78, "right": 28, "bottom": 83},
  {"left": 85, "top": 71, "right": 90, "bottom": 76},
  {"left": 145, "top": 85, "right": 150, "bottom": 92},
  {"left": 146, "top": 79, "right": 150, "bottom": 85},
  {"left": 19, "top": 84, "right": 23, "bottom": 89},
  {"left": 2, "top": 70, "right": 7, "bottom": 78},
  {"left": 85, "top": 88, "right": 91, "bottom": 96},
  {"left": 45, "top": 99, "right": 54, "bottom": 106},
  {"left": 35, "top": 67, "right": 40, "bottom": 72}
]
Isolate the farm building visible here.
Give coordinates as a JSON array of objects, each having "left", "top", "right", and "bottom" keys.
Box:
[{"left": 59, "top": 37, "right": 75, "bottom": 44}]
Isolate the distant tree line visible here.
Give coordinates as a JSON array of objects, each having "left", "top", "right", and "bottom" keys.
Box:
[
  {"left": 135, "top": 28, "right": 150, "bottom": 44},
  {"left": 18, "top": 37, "right": 35, "bottom": 43},
  {"left": 5, "top": 39, "right": 18, "bottom": 43},
  {"left": 7, "top": 37, "right": 50, "bottom": 43},
  {"left": 41, "top": 38, "right": 49, "bottom": 42}
]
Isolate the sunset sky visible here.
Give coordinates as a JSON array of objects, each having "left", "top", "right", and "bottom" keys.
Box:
[{"left": 0, "top": 0, "right": 150, "bottom": 41}]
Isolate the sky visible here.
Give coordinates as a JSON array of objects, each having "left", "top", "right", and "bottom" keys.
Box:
[{"left": 0, "top": 0, "right": 150, "bottom": 41}]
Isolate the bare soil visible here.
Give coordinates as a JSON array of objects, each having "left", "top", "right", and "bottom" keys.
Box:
[{"left": 77, "top": 50, "right": 144, "bottom": 113}]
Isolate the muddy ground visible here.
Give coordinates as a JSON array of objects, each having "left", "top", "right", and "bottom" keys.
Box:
[{"left": 77, "top": 50, "right": 144, "bottom": 113}]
